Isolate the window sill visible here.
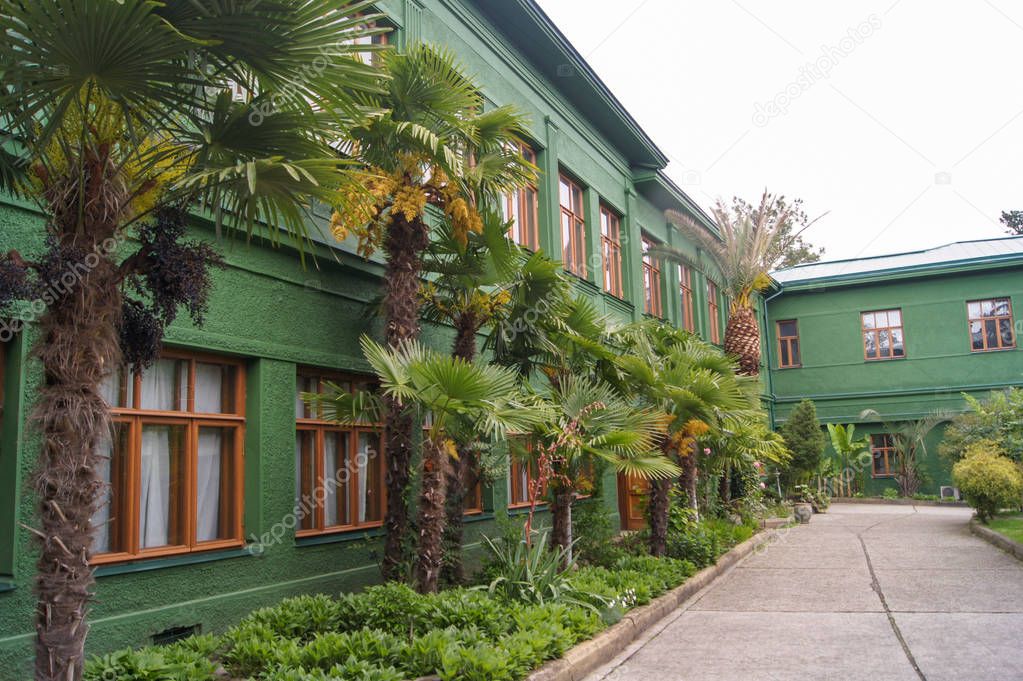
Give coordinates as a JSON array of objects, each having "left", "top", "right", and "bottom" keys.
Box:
[
  {"left": 295, "top": 526, "right": 385, "bottom": 547},
  {"left": 507, "top": 504, "right": 547, "bottom": 516},
  {"left": 94, "top": 547, "right": 253, "bottom": 578},
  {"left": 864, "top": 357, "right": 906, "bottom": 362},
  {"left": 463, "top": 512, "right": 495, "bottom": 524},
  {"left": 970, "top": 346, "right": 1016, "bottom": 353},
  {"left": 776, "top": 365, "right": 802, "bottom": 370}
]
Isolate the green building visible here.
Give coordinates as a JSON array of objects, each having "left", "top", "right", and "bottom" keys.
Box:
[
  {"left": 763, "top": 235, "right": 1023, "bottom": 496},
  {"left": 2, "top": 0, "right": 1021, "bottom": 671},
  {"left": 0, "top": 0, "right": 731, "bottom": 672}
]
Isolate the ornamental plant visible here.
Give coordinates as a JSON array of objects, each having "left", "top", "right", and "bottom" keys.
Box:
[{"left": 952, "top": 441, "right": 1023, "bottom": 523}]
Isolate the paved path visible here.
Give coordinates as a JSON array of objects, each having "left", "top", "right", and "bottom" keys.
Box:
[{"left": 585, "top": 503, "right": 1023, "bottom": 681}]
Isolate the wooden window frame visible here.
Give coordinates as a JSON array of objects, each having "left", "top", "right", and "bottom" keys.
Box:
[
  {"left": 870, "top": 434, "right": 897, "bottom": 478},
  {"left": 559, "top": 174, "right": 587, "bottom": 278},
  {"left": 678, "top": 265, "right": 695, "bottom": 332},
  {"left": 967, "top": 298, "right": 1016, "bottom": 352},
  {"left": 641, "top": 235, "right": 663, "bottom": 318},
  {"left": 707, "top": 280, "right": 721, "bottom": 344},
  {"left": 776, "top": 319, "right": 801, "bottom": 368},
  {"left": 296, "top": 369, "right": 387, "bottom": 537},
  {"left": 508, "top": 438, "right": 546, "bottom": 509},
  {"left": 600, "top": 205, "right": 624, "bottom": 298},
  {"left": 505, "top": 143, "right": 539, "bottom": 250},
  {"left": 92, "top": 350, "right": 246, "bottom": 566},
  {"left": 861, "top": 309, "right": 906, "bottom": 361}
]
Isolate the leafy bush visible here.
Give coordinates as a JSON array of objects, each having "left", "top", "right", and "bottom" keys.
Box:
[
  {"left": 572, "top": 499, "right": 625, "bottom": 567},
  {"left": 84, "top": 645, "right": 216, "bottom": 681},
  {"left": 941, "top": 389, "right": 1023, "bottom": 462},
  {"left": 336, "top": 583, "right": 432, "bottom": 635},
  {"left": 244, "top": 594, "right": 342, "bottom": 641},
  {"left": 953, "top": 443, "right": 1023, "bottom": 522},
  {"left": 665, "top": 506, "right": 720, "bottom": 567},
  {"left": 480, "top": 530, "right": 598, "bottom": 608},
  {"left": 882, "top": 487, "right": 899, "bottom": 500}
]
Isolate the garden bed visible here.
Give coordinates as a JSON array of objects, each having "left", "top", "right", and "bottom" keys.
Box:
[
  {"left": 83, "top": 520, "right": 769, "bottom": 681},
  {"left": 970, "top": 515, "right": 1023, "bottom": 561},
  {"left": 830, "top": 497, "right": 966, "bottom": 507}
]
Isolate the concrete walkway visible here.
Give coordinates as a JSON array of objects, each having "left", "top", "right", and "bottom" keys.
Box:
[{"left": 585, "top": 503, "right": 1023, "bottom": 681}]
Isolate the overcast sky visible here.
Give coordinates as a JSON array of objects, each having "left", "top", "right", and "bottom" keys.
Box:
[{"left": 534, "top": 0, "right": 1022, "bottom": 261}]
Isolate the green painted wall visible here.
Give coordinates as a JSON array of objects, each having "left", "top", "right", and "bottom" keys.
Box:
[
  {"left": 764, "top": 262, "right": 1023, "bottom": 494},
  {"left": 0, "top": 0, "right": 723, "bottom": 673}
]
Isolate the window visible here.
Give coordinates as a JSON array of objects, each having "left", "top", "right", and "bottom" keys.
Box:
[
  {"left": 600, "top": 205, "right": 623, "bottom": 297},
  {"left": 707, "top": 280, "right": 721, "bottom": 344},
  {"left": 504, "top": 142, "right": 539, "bottom": 250},
  {"left": 678, "top": 265, "right": 695, "bottom": 332},
  {"left": 352, "top": 17, "right": 390, "bottom": 65},
  {"left": 871, "top": 434, "right": 897, "bottom": 478},
  {"left": 296, "top": 371, "right": 386, "bottom": 535},
  {"left": 641, "top": 236, "right": 663, "bottom": 317},
  {"left": 508, "top": 439, "right": 545, "bottom": 508},
  {"left": 776, "top": 320, "right": 801, "bottom": 368},
  {"left": 862, "top": 309, "right": 905, "bottom": 360},
  {"left": 92, "top": 351, "right": 245, "bottom": 564},
  {"left": 559, "top": 174, "right": 587, "bottom": 277},
  {"left": 967, "top": 298, "right": 1015, "bottom": 352}
]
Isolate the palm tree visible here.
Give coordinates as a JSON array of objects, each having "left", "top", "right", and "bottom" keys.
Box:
[
  {"left": 615, "top": 322, "right": 753, "bottom": 553},
  {"left": 420, "top": 211, "right": 522, "bottom": 583},
  {"left": 530, "top": 375, "right": 678, "bottom": 559},
  {"left": 309, "top": 336, "right": 539, "bottom": 593},
  {"left": 662, "top": 192, "right": 822, "bottom": 376},
  {"left": 0, "top": 3, "right": 385, "bottom": 679},
  {"left": 826, "top": 423, "right": 870, "bottom": 496},
  {"left": 330, "top": 44, "right": 534, "bottom": 578},
  {"left": 860, "top": 410, "right": 949, "bottom": 497}
]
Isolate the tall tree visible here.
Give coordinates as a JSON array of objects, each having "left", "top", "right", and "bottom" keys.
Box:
[
  {"left": 779, "top": 399, "right": 827, "bottom": 488},
  {"left": 662, "top": 191, "right": 825, "bottom": 376},
  {"left": 0, "top": 2, "right": 385, "bottom": 679},
  {"left": 1000, "top": 210, "right": 1023, "bottom": 235},
  {"left": 310, "top": 336, "right": 539, "bottom": 593},
  {"left": 331, "top": 45, "right": 533, "bottom": 579}
]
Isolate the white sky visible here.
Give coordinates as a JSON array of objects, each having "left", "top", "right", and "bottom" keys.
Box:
[{"left": 534, "top": 0, "right": 1023, "bottom": 261}]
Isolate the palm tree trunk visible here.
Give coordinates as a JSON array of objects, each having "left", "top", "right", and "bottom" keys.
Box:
[
  {"left": 680, "top": 441, "right": 699, "bottom": 521},
  {"left": 381, "top": 213, "right": 430, "bottom": 581},
  {"left": 648, "top": 478, "right": 670, "bottom": 557},
  {"left": 441, "top": 313, "right": 479, "bottom": 585},
  {"left": 723, "top": 305, "right": 760, "bottom": 376},
  {"left": 415, "top": 437, "right": 448, "bottom": 594},
  {"left": 33, "top": 237, "right": 121, "bottom": 681},
  {"left": 718, "top": 463, "right": 731, "bottom": 506},
  {"left": 550, "top": 487, "right": 574, "bottom": 565}
]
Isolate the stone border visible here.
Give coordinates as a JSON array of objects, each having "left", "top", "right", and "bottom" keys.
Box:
[
  {"left": 831, "top": 498, "right": 967, "bottom": 507},
  {"left": 526, "top": 528, "right": 782, "bottom": 681},
  {"left": 970, "top": 517, "right": 1023, "bottom": 561}
]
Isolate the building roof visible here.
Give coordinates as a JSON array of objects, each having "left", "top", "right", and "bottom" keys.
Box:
[
  {"left": 771, "top": 235, "right": 1023, "bottom": 286},
  {"left": 468, "top": 0, "right": 668, "bottom": 170}
]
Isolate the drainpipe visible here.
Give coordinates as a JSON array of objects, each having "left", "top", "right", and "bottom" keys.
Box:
[{"left": 761, "top": 284, "right": 785, "bottom": 430}]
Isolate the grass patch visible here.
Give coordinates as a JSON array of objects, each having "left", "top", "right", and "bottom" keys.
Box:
[{"left": 987, "top": 513, "right": 1023, "bottom": 544}]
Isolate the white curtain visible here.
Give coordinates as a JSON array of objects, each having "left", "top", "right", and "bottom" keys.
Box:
[
  {"left": 139, "top": 424, "right": 172, "bottom": 548},
  {"left": 196, "top": 364, "right": 223, "bottom": 541},
  {"left": 139, "top": 360, "right": 185, "bottom": 548},
  {"left": 92, "top": 430, "right": 113, "bottom": 553},
  {"left": 324, "top": 433, "right": 339, "bottom": 526}
]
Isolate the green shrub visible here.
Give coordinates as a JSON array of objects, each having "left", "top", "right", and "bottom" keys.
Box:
[
  {"left": 665, "top": 506, "right": 720, "bottom": 567},
  {"left": 336, "top": 583, "right": 432, "bottom": 635},
  {"left": 241, "top": 594, "right": 342, "bottom": 641},
  {"left": 882, "top": 487, "right": 899, "bottom": 500},
  {"left": 261, "top": 661, "right": 406, "bottom": 681},
  {"left": 572, "top": 499, "right": 624, "bottom": 567},
  {"left": 84, "top": 646, "right": 216, "bottom": 681},
  {"left": 480, "top": 530, "right": 598, "bottom": 608},
  {"left": 953, "top": 443, "right": 1023, "bottom": 522}
]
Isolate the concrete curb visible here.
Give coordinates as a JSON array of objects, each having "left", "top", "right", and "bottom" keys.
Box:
[
  {"left": 831, "top": 498, "right": 967, "bottom": 507},
  {"left": 525, "top": 529, "right": 781, "bottom": 681},
  {"left": 970, "top": 517, "right": 1023, "bottom": 561}
]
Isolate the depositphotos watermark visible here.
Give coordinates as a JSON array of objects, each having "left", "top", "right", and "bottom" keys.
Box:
[
  {"left": 752, "top": 14, "right": 882, "bottom": 127},
  {"left": 0, "top": 235, "right": 123, "bottom": 343}
]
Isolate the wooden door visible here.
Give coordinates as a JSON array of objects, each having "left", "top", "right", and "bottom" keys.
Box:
[{"left": 617, "top": 473, "right": 649, "bottom": 531}]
